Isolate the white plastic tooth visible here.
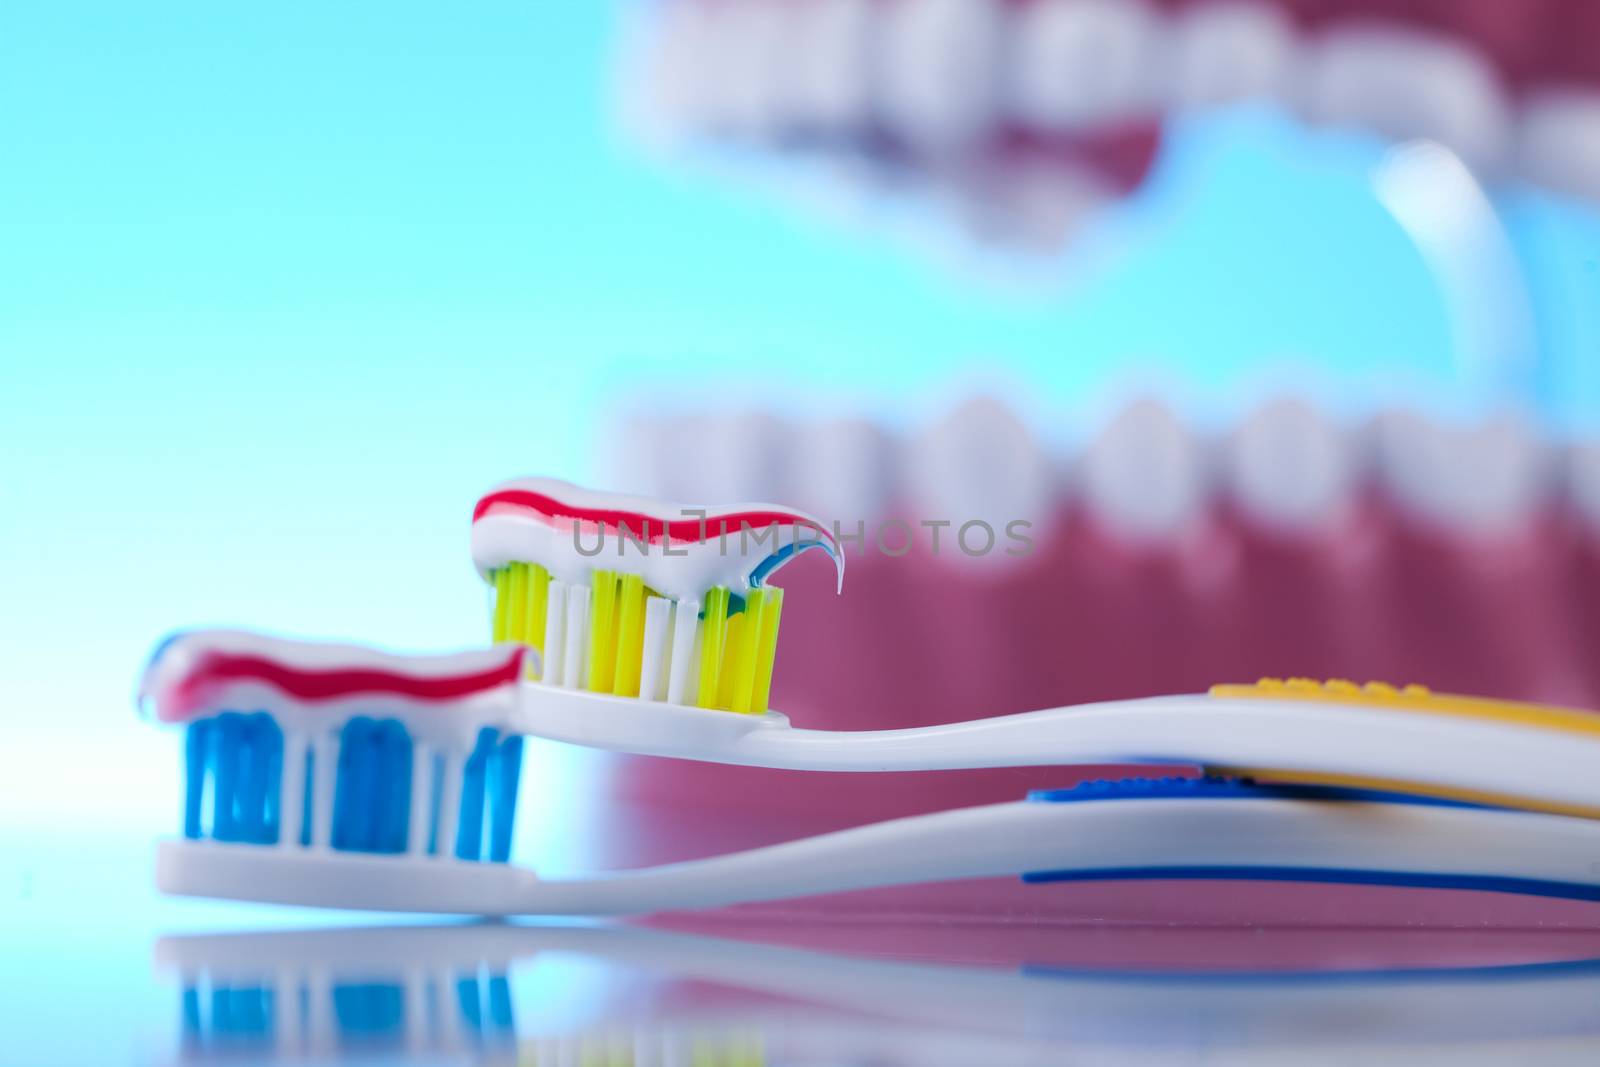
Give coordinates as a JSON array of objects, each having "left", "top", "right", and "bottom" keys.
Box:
[
  {"left": 603, "top": 412, "right": 672, "bottom": 498},
  {"left": 904, "top": 396, "right": 1054, "bottom": 557},
  {"left": 1571, "top": 442, "right": 1600, "bottom": 532},
  {"left": 788, "top": 416, "right": 896, "bottom": 529},
  {"left": 1009, "top": 0, "right": 1161, "bottom": 132},
  {"left": 562, "top": 588, "right": 589, "bottom": 690},
  {"left": 1296, "top": 26, "right": 1511, "bottom": 173},
  {"left": 780, "top": 0, "right": 873, "bottom": 133},
  {"left": 1082, "top": 398, "right": 1206, "bottom": 544},
  {"left": 705, "top": 0, "right": 788, "bottom": 141},
  {"left": 878, "top": 0, "right": 1001, "bottom": 153},
  {"left": 1167, "top": 1, "right": 1294, "bottom": 109},
  {"left": 1227, "top": 397, "right": 1355, "bottom": 533},
  {"left": 1375, "top": 410, "right": 1547, "bottom": 539},
  {"left": 682, "top": 410, "right": 793, "bottom": 503},
  {"left": 666, "top": 598, "right": 701, "bottom": 706},
  {"left": 1516, "top": 91, "right": 1600, "bottom": 202},
  {"left": 638, "top": 596, "right": 674, "bottom": 703},
  {"left": 542, "top": 580, "right": 568, "bottom": 687},
  {"left": 630, "top": 0, "right": 719, "bottom": 143},
  {"left": 961, "top": 161, "right": 1110, "bottom": 250}
]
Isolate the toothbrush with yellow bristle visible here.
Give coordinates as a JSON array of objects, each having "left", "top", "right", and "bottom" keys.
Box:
[{"left": 472, "top": 478, "right": 1600, "bottom": 822}]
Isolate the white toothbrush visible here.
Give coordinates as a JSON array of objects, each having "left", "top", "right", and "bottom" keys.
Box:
[
  {"left": 140, "top": 627, "right": 1600, "bottom": 915},
  {"left": 155, "top": 770, "right": 1600, "bottom": 915}
]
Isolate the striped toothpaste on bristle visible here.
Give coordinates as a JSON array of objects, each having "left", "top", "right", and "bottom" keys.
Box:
[
  {"left": 470, "top": 477, "right": 843, "bottom": 714},
  {"left": 138, "top": 630, "right": 531, "bottom": 863}
]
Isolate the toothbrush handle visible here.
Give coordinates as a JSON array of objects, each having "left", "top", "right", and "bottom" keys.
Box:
[
  {"left": 512, "top": 686, "right": 1600, "bottom": 818},
  {"left": 514, "top": 798, "right": 1600, "bottom": 916}
]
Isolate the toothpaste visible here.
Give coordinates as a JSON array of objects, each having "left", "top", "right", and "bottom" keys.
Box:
[
  {"left": 470, "top": 476, "right": 844, "bottom": 600},
  {"left": 139, "top": 629, "right": 527, "bottom": 742}
]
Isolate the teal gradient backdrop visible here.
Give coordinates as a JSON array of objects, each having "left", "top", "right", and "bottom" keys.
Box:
[{"left": 2, "top": 2, "right": 1598, "bottom": 829}]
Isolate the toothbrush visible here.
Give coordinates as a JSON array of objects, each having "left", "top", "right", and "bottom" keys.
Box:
[
  {"left": 140, "top": 629, "right": 1600, "bottom": 914},
  {"left": 469, "top": 478, "right": 1600, "bottom": 819}
]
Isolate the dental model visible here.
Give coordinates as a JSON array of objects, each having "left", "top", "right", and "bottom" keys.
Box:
[{"left": 139, "top": 478, "right": 1600, "bottom": 915}]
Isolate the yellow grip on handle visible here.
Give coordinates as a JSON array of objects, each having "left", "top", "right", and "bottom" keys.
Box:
[{"left": 1209, "top": 677, "right": 1600, "bottom": 738}]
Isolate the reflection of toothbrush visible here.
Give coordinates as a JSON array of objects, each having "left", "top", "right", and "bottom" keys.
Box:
[
  {"left": 139, "top": 633, "right": 1600, "bottom": 914},
  {"left": 156, "top": 922, "right": 1600, "bottom": 1059}
]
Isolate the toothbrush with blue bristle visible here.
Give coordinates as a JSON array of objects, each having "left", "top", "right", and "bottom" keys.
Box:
[{"left": 137, "top": 477, "right": 1600, "bottom": 915}]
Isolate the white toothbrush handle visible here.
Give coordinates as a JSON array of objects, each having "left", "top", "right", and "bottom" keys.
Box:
[
  {"left": 519, "top": 798, "right": 1600, "bottom": 915},
  {"left": 511, "top": 686, "right": 1600, "bottom": 816},
  {"left": 159, "top": 798, "right": 1600, "bottom": 915}
]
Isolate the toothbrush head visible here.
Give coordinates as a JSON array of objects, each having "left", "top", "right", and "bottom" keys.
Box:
[
  {"left": 141, "top": 629, "right": 530, "bottom": 861},
  {"left": 471, "top": 477, "right": 842, "bottom": 714}
]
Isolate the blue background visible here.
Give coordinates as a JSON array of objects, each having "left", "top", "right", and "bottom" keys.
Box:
[{"left": 2, "top": 0, "right": 1598, "bottom": 824}]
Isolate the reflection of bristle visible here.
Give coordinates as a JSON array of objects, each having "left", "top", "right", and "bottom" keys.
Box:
[
  {"left": 517, "top": 1028, "right": 765, "bottom": 1066},
  {"left": 178, "top": 964, "right": 517, "bottom": 1059},
  {"left": 491, "top": 566, "right": 784, "bottom": 713}
]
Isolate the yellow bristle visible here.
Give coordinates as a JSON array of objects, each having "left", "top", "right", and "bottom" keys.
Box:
[
  {"left": 750, "top": 585, "right": 783, "bottom": 714},
  {"left": 506, "top": 562, "right": 529, "bottom": 644},
  {"left": 716, "top": 611, "right": 746, "bottom": 710},
  {"left": 525, "top": 563, "right": 549, "bottom": 677},
  {"left": 491, "top": 567, "right": 512, "bottom": 643},
  {"left": 695, "top": 586, "right": 730, "bottom": 709},
  {"left": 587, "top": 570, "right": 619, "bottom": 693},
  {"left": 726, "top": 592, "right": 768, "bottom": 714},
  {"left": 611, "top": 574, "right": 647, "bottom": 697}
]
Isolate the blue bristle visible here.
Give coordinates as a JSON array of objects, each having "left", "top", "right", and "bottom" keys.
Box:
[
  {"left": 211, "top": 713, "right": 244, "bottom": 842},
  {"left": 332, "top": 718, "right": 372, "bottom": 852},
  {"left": 211, "top": 987, "right": 270, "bottom": 1040},
  {"left": 486, "top": 973, "right": 513, "bottom": 1033},
  {"left": 455, "top": 728, "right": 498, "bottom": 861},
  {"left": 426, "top": 751, "right": 444, "bottom": 856},
  {"left": 260, "top": 714, "right": 283, "bottom": 844},
  {"left": 249, "top": 713, "right": 284, "bottom": 844},
  {"left": 487, "top": 737, "right": 523, "bottom": 864},
  {"left": 235, "top": 715, "right": 271, "bottom": 843},
  {"left": 455, "top": 977, "right": 483, "bottom": 1033},
  {"left": 330, "top": 717, "right": 418, "bottom": 855},
  {"left": 209, "top": 987, "right": 230, "bottom": 1036},
  {"left": 299, "top": 747, "right": 314, "bottom": 847},
  {"left": 228, "top": 987, "right": 271, "bottom": 1038},
  {"left": 183, "top": 720, "right": 210, "bottom": 839},
  {"left": 376, "top": 720, "right": 412, "bottom": 854},
  {"left": 333, "top": 983, "right": 403, "bottom": 1041},
  {"left": 181, "top": 985, "right": 202, "bottom": 1041},
  {"left": 356, "top": 721, "right": 387, "bottom": 853}
]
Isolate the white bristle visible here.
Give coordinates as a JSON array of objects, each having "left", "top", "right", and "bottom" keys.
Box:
[
  {"left": 434, "top": 754, "right": 462, "bottom": 860},
  {"left": 639, "top": 596, "right": 674, "bottom": 703},
  {"left": 543, "top": 580, "right": 569, "bottom": 687},
  {"left": 272, "top": 967, "right": 297, "bottom": 1048},
  {"left": 563, "top": 590, "right": 589, "bottom": 690},
  {"left": 666, "top": 598, "right": 701, "bottom": 705},
  {"left": 310, "top": 731, "right": 339, "bottom": 851},
  {"left": 279, "top": 731, "right": 308, "bottom": 849},
  {"left": 407, "top": 743, "right": 433, "bottom": 855}
]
